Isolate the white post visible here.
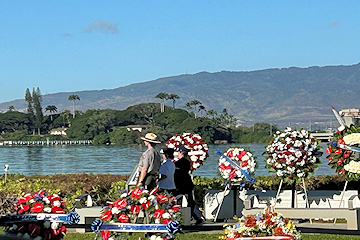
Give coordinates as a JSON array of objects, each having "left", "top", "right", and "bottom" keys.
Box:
[
  {"left": 4, "top": 164, "right": 9, "bottom": 184},
  {"left": 274, "top": 179, "right": 283, "bottom": 208},
  {"left": 213, "top": 184, "right": 230, "bottom": 222},
  {"left": 334, "top": 180, "right": 348, "bottom": 224}
]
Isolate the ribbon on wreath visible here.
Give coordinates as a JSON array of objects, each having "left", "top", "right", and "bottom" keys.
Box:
[{"left": 216, "top": 149, "right": 255, "bottom": 183}]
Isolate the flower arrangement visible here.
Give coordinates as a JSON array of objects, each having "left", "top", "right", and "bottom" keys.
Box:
[
  {"left": 326, "top": 125, "right": 360, "bottom": 181},
  {"left": 3, "top": 189, "right": 74, "bottom": 240},
  {"left": 165, "top": 132, "right": 209, "bottom": 171},
  {"left": 91, "top": 188, "right": 181, "bottom": 240},
  {"left": 220, "top": 211, "right": 301, "bottom": 240},
  {"left": 218, "top": 147, "right": 256, "bottom": 183},
  {"left": 264, "top": 128, "right": 322, "bottom": 180},
  {"left": 14, "top": 189, "right": 66, "bottom": 214}
]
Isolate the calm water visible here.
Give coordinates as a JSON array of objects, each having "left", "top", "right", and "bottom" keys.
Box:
[{"left": 0, "top": 143, "right": 333, "bottom": 178}]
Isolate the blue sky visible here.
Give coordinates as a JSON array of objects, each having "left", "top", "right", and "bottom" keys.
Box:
[{"left": 1, "top": 1, "right": 360, "bottom": 103}]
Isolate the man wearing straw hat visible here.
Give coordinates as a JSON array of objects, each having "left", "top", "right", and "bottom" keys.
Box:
[{"left": 136, "top": 133, "right": 161, "bottom": 190}]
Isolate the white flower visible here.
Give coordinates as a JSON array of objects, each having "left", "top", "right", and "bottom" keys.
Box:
[
  {"left": 120, "top": 193, "right": 127, "bottom": 198},
  {"left": 53, "top": 200, "right": 61, "bottom": 207},
  {"left": 139, "top": 197, "right": 147, "bottom": 204},
  {"left": 44, "top": 207, "right": 52, "bottom": 213},
  {"left": 162, "top": 212, "right": 171, "bottom": 219},
  {"left": 29, "top": 199, "right": 36, "bottom": 204},
  {"left": 51, "top": 222, "right": 59, "bottom": 229},
  {"left": 43, "top": 197, "right": 50, "bottom": 204},
  {"left": 111, "top": 207, "right": 120, "bottom": 214}
]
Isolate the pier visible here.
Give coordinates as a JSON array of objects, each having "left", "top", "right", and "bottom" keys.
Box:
[{"left": 0, "top": 140, "right": 93, "bottom": 146}]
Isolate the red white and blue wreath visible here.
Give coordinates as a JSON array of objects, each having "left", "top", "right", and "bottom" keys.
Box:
[{"left": 217, "top": 147, "right": 256, "bottom": 187}]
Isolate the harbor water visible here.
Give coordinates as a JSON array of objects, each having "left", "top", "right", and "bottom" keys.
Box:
[{"left": 0, "top": 143, "right": 333, "bottom": 177}]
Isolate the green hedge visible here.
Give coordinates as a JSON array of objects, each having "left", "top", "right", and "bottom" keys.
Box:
[{"left": 0, "top": 174, "right": 356, "bottom": 213}]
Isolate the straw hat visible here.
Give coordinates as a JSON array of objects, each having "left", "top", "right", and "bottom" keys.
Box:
[{"left": 140, "top": 133, "right": 161, "bottom": 144}]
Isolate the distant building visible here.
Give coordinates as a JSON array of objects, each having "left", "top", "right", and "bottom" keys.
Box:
[
  {"left": 124, "top": 125, "right": 148, "bottom": 132},
  {"left": 339, "top": 108, "right": 360, "bottom": 126},
  {"left": 50, "top": 127, "right": 68, "bottom": 136}
]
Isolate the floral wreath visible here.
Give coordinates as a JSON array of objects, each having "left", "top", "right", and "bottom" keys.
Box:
[
  {"left": 220, "top": 211, "right": 301, "bottom": 240},
  {"left": 165, "top": 132, "right": 209, "bottom": 171},
  {"left": 217, "top": 147, "right": 256, "bottom": 184},
  {"left": 264, "top": 127, "right": 322, "bottom": 180},
  {"left": 326, "top": 125, "right": 360, "bottom": 181},
  {"left": 3, "top": 189, "right": 74, "bottom": 240},
  {"left": 91, "top": 188, "right": 181, "bottom": 240}
]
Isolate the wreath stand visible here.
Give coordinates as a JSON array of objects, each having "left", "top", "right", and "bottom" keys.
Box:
[
  {"left": 333, "top": 180, "right": 349, "bottom": 224},
  {"left": 273, "top": 178, "right": 310, "bottom": 222},
  {"left": 213, "top": 183, "right": 239, "bottom": 222}
]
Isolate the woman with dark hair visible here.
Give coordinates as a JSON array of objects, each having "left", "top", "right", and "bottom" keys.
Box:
[{"left": 158, "top": 148, "right": 176, "bottom": 194}]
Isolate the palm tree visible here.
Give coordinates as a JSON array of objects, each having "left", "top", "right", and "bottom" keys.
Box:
[
  {"left": 155, "top": 92, "right": 169, "bottom": 113},
  {"left": 60, "top": 110, "right": 71, "bottom": 127},
  {"left": 6, "top": 106, "right": 15, "bottom": 112},
  {"left": 45, "top": 105, "right": 58, "bottom": 121},
  {"left": 167, "top": 93, "right": 180, "bottom": 109},
  {"left": 68, "top": 94, "right": 80, "bottom": 118},
  {"left": 190, "top": 99, "right": 202, "bottom": 118},
  {"left": 198, "top": 105, "right": 206, "bottom": 117}
]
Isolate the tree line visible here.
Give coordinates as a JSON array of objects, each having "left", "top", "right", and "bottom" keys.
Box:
[{"left": 0, "top": 89, "right": 278, "bottom": 144}]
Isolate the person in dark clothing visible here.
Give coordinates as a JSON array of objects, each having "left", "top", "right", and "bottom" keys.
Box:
[{"left": 174, "top": 145, "right": 204, "bottom": 224}]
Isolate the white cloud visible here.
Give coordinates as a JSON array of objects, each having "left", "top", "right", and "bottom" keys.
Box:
[
  {"left": 83, "top": 20, "right": 119, "bottom": 34},
  {"left": 61, "top": 33, "right": 71, "bottom": 37}
]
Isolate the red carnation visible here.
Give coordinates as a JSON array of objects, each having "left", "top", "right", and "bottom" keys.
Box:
[
  {"left": 101, "top": 230, "right": 111, "bottom": 240},
  {"left": 339, "top": 169, "right": 345, "bottom": 175},
  {"left": 241, "top": 160, "right": 248, "bottom": 167},
  {"left": 48, "top": 195, "right": 61, "bottom": 201},
  {"left": 335, "top": 148, "right": 342, "bottom": 155},
  {"left": 131, "top": 205, "right": 141, "bottom": 215},
  {"left": 229, "top": 169, "right": 236, "bottom": 179},
  {"left": 18, "top": 204, "right": 30, "bottom": 214},
  {"left": 114, "top": 198, "right": 127, "bottom": 209},
  {"left": 162, "top": 219, "right": 172, "bottom": 224},
  {"left": 157, "top": 194, "right": 168, "bottom": 204},
  {"left": 141, "top": 200, "right": 151, "bottom": 210},
  {"left": 343, "top": 152, "right": 351, "bottom": 158},
  {"left": 338, "top": 138, "right": 345, "bottom": 145},
  {"left": 326, "top": 147, "right": 332, "bottom": 154},
  {"left": 328, "top": 157, "right": 333, "bottom": 162},
  {"left": 131, "top": 188, "right": 143, "bottom": 199},
  {"left": 118, "top": 214, "right": 129, "bottom": 223},
  {"left": 236, "top": 151, "right": 247, "bottom": 160},
  {"left": 171, "top": 205, "right": 180, "bottom": 212},
  {"left": 149, "top": 188, "right": 158, "bottom": 195},
  {"left": 51, "top": 206, "right": 65, "bottom": 214},
  {"left": 337, "top": 158, "right": 344, "bottom": 165},
  {"left": 219, "top": 164, "right": 231, "bottom": 170},
  {"left": 154, "top": 209, "right": 165, "bottom": 219},
  {"left": 100, "top": 210, "right": 113, "bottom": 221},
  {"left": 30, "top": 202, "right": 44, "bottom": 213}
]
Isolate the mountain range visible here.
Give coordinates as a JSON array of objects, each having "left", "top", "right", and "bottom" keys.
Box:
[{"left": 2, "top": 63, "right": 360, "bottom": 127}]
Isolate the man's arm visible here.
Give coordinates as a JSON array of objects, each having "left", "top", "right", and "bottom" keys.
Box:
[{"left": 137, "top": 167, "right": 147, "bottom": 187}]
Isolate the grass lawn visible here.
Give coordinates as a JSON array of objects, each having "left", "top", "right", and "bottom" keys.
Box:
[{"left": 60, "top": 232, "right": 360, "bottom": 240}]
